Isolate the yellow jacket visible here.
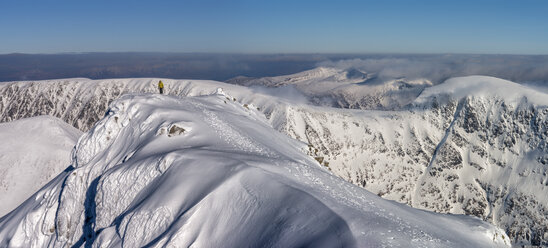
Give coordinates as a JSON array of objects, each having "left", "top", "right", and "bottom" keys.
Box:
[{"left": 158, "top": 81, "right": 164, "bottom": 89}]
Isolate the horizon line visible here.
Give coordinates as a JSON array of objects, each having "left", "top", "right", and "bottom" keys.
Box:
[{"left": 2, "top": 51, "right": 548, "bottom": 56}]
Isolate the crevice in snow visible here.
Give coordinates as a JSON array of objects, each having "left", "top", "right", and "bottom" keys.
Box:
[
  {"left": 413, "top": 98, "right": 465, "bottom": 206},
  {"left": 475, "top": 179, "right": 493, "bottom": 222}
]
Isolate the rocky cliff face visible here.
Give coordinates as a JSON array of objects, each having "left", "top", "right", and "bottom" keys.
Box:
[
  {"left": 1, "top": 76, "right": 547, "bottom": 245},
  {"left": 274, "top": 78, "right": 548, "bottom": 246},
  {"left": 0, "top": 79, "right": 127, "bottom": 131},
  {"left": 0, "top": 78, "right": 256, "bottom": 131}
]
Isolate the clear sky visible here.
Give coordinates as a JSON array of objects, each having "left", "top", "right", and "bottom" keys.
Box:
[{"left": 1, "top": 0, "right": 547, "bottom": 54}]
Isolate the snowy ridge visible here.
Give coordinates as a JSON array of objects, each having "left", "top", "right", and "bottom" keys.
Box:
[
  {"left": 0, "top": 116, "right": 81, "bottom": 216},
  {"left": 0, "top": 78, "right": 283, "bottom": 131},
  {"left": 2, "top": 73, "right": 547, "bottom": 245},
  {"left": 228, "top": 67, "right": 357, "bottom": 87},
  {"left": 415, "top": 76, "right": 548, "bottom": 106},
  {"left": 273, "top": 77, "right": 548, "bottom": 246},
  {"left": 0, "top": 93, "right": 509, "bottom": 247}
]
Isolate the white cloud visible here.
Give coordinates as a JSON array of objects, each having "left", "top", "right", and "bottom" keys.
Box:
[{"left": 317, "top": 55, "right": 548, "bottom": 85}]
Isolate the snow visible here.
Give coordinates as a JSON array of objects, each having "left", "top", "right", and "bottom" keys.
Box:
[
  {"left": 0, "top": 93, "right": 509, "bottom": 247},
  {"left": 265, "top": 77, "right": 548, "bottom": 245},
  {"left": 0, "top": 77, "right": 294, "bottom": 131},
  {"left": 7, "top": 71, "right": 548, "bottom": 244},
  {"left": 227, "top": 67, "right": 433, "bottom": 110},
  {"left": 415, "top": 75, "right": 548, "bottom": 106},
  {"left": 0, "top": 116, "right": 81, "bottom": 216},
  {"left": 225, "top": 72, "right": 548, "bottom": 245}
]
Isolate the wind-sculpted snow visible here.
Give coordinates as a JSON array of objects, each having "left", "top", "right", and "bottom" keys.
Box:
[{"left": 0, "top": 94, "right": 509, "bottom": 247}]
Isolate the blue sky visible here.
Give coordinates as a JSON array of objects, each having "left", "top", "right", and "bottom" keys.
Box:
[{"left": 1, "top": 0, "right": 547, "bottom": 54}]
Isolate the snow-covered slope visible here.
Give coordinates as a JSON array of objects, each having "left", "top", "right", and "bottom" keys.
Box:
[
  {"left": 1, "top": 74, "right": 547, "bottom": 245},
  {"left": 0, "top": 78, "right": 282, "bottom": 132},
  {"left": 0, "top": 93, "right": 509, "bottom": 247},
  {"left": 0, "top": 116, "right": 81, "bottom": 216},
  {"left": 274, "top": 76, "right": 548, "bottom": 246},
  {"left": 226, "top": 67, "right": 433, "bottom": 110},
  {"left": 415, "top": 76, "right": 548, "bottom": 105}
]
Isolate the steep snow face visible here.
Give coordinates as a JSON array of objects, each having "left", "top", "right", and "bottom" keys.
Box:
[
  {"left": 275, "top": 76, "right": 548, "bottom": 246},
  {"left": 0, "top": 94, "right": 509, "bottom": 247},
  {"left": 226, "top": 67, "right": 433, "bottom": 110},
  {"left": 0, "top": 116, "right": 81, "bottom": 216}
]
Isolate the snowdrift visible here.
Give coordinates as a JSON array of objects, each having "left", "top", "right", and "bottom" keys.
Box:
[
  {"left": 0, "top": 116, "right": 81, "bottom": 216},
  {"left": 0, "top": 93, "right": 509, "bottom": 247}
]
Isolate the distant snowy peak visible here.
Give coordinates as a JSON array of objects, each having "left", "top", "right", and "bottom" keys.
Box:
[
  {"left": 415, "top": 76, "right": 548, "bottom": 106},
  {"left": 228, "top": 66, "right": 439, "bottom": 110},
  {"left": 262, "top": 67, "right": 342, "bottom": 85},
  {"left": 228, "top": 67, "right": 371, "bottom": 87},
  {"left": 232, "top": 67, "right": 548, "bottom": 111}
]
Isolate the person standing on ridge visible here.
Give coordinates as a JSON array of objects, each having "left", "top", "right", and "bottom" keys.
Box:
[{"left": 158, "top": 80, "right": 164, "bottom": 94}]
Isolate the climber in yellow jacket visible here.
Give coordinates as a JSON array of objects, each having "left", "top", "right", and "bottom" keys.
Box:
[{"left": 158, "top": 80, "right": 164, "bottom": 94}]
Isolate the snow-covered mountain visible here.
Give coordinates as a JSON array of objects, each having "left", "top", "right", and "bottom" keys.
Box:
[
  {"left": 274, "top": 76, "right": 548, "bottom": 246},
  {"left": 226, "top": 67, "right": 433, "bottom": 110},
  {"left": 1, "top": 72, "right": 547, "bottom": 246},
  {"left": 0, "top": 116, "right": 81, "bottom": 216},
  {"left": 0, "top": 93, "right": 509, "bottom": 247}
]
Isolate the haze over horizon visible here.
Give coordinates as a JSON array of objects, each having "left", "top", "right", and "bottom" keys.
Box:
[
  {"left": 1, "top": 0, "right": 547, "bottom": 55},
  {"left": 1, "top": 53, "right": 548, "bottom": 84}
]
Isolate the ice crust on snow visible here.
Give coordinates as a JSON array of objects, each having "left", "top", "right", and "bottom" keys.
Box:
[{"left": 0, "top": 93, "right": 509, "bottom": 247}]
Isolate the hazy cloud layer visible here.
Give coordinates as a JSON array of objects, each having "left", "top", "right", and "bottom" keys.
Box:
[
  {"left": 249, "top": 85, "right": 310, "bottom": 104},
  {"left": 318, "top": 55, "right": 548, "bottom": 84},
  {"left": 0, "top": 53, "right": 341, "bottom": 82},
  {"left": 1, "top": 53, "right": 547, "bottom": 86}
]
